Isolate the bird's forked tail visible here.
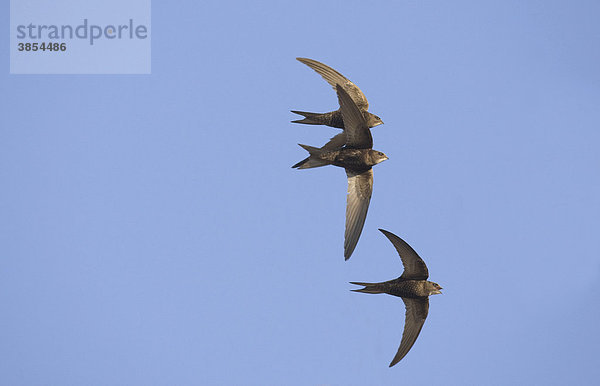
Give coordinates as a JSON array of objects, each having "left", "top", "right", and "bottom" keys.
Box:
[
  {"left": 292, "top": 144, "right": 330, "bottom": 169},
  {"left": 290, "top": 110, "right": 327, "bottom": 125},
  {"left": 350, "top": 282, "right": 387, "bottom": 294}
]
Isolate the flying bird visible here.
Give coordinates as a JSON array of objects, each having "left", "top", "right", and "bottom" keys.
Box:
[
  {"left": 351, "top": 229, "right": 442, "bottom": 367},
  {"left": 291, "top": 57, "right": 383, "bottom": 130},
  {"left": 293, "top": 84, "right": 388, "bottom": 260}
]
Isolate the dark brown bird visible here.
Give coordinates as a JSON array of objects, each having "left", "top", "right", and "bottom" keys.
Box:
[
  {"left": 291, "top": 57, "right": 383, "bottom": 130},
  {"left": 351, "top": 229, "right": 442, "bottom": 367},
  {"left": 293, "top": 85, "right": 388, "bottom": 260}
]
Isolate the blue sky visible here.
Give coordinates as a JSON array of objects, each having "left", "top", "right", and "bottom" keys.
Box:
[{"left": 2, "top": 0, "right": 600, "bottom": 384}]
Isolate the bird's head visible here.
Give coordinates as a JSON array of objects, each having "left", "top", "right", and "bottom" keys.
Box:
[
  {"left": 367, "top": 113, "right": 384, "bottom": 128},
  {"left": 368, "top": 150, "right": 388, "bottom": 165},
  {"left": 427, "top": 281, "right": 443, "bottom": 296}
]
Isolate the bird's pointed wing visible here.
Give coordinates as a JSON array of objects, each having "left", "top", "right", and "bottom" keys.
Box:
[
  {"left": 336, "top": 85, "right": 373, "bottom": 149},
  {"left": 344, "top": 169, "right": 373, "bottom": 260},
  {"left": 379, "top": 229, "right": 429, "bottom": 280},
  {"left": 296, "top": 57, "right": 369, "bottom": 110},
  {"left": 322, "top": 132, "right": 347, "bottom": 150},
  {"left": 390, "top": 298, "right": 429, "bottom": 367}
]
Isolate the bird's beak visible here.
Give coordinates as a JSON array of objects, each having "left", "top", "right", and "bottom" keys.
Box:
[{"left": 375, "top": 156, "right": 388, "bottom": 164}]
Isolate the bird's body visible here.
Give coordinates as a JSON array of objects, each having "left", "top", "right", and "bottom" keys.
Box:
[
  {"left": 352, "top": 278, "right": 441, "bottom": 299},
  {"left": 351, "top": 229, "right": 442, "bottom": 367},
  {"left": 291, "top": 109, "right": 382, "bottom": 130},
  {"left": 293, "top": 146, "right": 387, "bottom": 173},
  {"left": 329, "top": 148, "right": 387, "bottom": 172}
]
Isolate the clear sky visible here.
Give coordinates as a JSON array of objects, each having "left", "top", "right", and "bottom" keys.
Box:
[{"left": 2, "top": 1, "right": 600, "bottom": 385}]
